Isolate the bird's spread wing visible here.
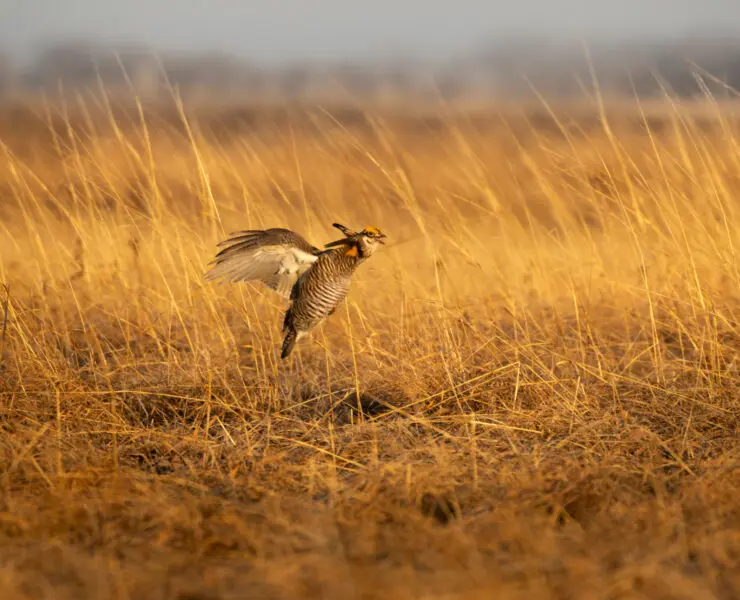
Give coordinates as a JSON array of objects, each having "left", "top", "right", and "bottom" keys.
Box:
[{"left": 204, "top": 228, "right": 320, "bottom": 299}]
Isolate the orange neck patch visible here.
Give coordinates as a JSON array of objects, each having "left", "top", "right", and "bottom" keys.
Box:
[{"left": 344, "top": 245, "right": 359, "bottom": 257}]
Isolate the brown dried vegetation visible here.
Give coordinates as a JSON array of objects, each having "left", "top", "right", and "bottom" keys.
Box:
[{"left": 0, "top": 96, "right": 739, "bottom": 599}]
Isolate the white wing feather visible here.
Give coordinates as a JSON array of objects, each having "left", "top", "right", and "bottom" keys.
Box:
[{"left": 205, "top": 230, "right": 319, "bottom": 299}]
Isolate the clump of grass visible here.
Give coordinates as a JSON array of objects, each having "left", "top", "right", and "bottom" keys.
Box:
[{"left": 0, "top": 88, "right": 738, "bottom": 599}]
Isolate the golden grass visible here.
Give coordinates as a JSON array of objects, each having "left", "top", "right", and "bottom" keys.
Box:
[{"left": 0, "top": 92, "right": 739, "bottom": 599}]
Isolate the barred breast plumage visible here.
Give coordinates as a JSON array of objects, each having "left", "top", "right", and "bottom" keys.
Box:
[{"left": 205, "top": 222, "right": 387, "bottom": 359}]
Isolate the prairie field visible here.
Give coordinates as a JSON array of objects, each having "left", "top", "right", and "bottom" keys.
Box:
[{"left": 0, "top": 94, "right": 739, "bottom": 599}]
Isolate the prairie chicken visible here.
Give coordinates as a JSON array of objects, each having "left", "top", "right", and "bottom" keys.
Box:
[{"left": 205, "top": 223, "right": 387, "bottom": 358}]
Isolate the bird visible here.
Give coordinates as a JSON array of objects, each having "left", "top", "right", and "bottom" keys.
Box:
[{"left": 204, "top": 223, "right": 387, "bottom": 358}]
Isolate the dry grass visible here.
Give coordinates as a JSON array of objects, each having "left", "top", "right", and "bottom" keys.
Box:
[{"left": 0, "top": 93, "right": 739, "bottom": 600}]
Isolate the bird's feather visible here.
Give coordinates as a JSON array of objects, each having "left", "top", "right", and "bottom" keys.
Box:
[{"left": 204, "top": 228, "right": 320, "bottom": 299}]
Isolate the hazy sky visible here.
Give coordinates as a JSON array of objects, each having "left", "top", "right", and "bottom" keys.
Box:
[{"left": 3, "top": 0, "right": 740, "bottom": 64}]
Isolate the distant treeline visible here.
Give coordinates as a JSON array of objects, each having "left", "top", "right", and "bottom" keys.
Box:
[{"left": 1, "top": 36, "right": 739, "bottom": 102}]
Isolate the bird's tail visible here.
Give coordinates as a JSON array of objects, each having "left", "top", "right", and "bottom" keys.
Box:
[{"left": 281, "top": 327, "right": 298, "bottom": 359}]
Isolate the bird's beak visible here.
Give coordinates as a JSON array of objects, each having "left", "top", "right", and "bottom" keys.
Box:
[{"left": 378, "top": 233, "right": 387, "bottom": 244}]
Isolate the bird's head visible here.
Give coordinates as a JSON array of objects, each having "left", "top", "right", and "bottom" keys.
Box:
[{"left": 325, "top": 223, "right": 387, "bottom": 257}]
